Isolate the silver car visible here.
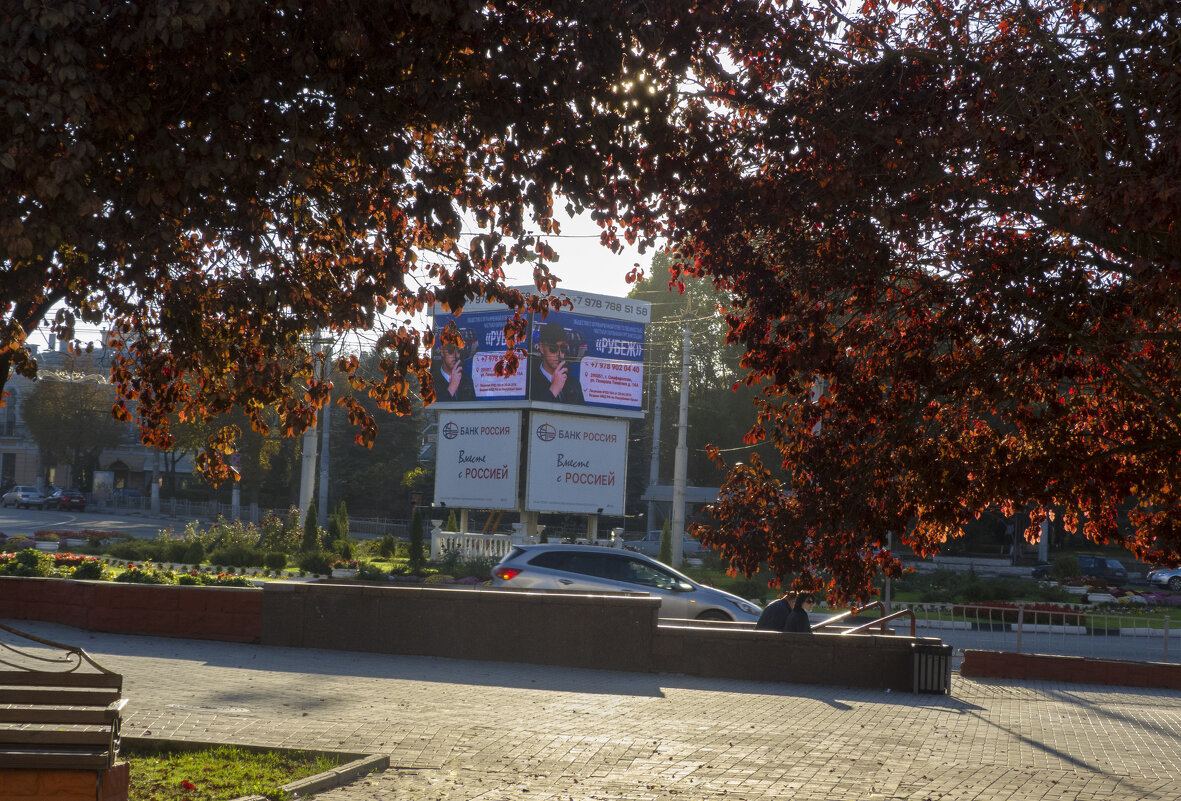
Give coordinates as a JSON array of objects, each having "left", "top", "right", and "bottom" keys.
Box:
[
  {"left": 491, "top": 544, "right": 761, "bottom": 622},
  {"left": 1, "top": 485, "right": 45, "bottom": 509},
  {"left": 1147, "top": 567, "right": 1181, "bottom": 592}
]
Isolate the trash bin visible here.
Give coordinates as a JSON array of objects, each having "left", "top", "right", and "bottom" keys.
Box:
[{"left": 912, "top": 641, "right": 952, "bottom": 694}]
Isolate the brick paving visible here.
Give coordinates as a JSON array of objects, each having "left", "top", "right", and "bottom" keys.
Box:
[{"left": 6, "top": 619, "right": 1180, "bottom": 800}]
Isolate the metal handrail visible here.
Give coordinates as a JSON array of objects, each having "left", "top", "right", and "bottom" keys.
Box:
[
  {"left": 813, "top": 602, "right": 917, "bottom": 638},
  {"left": 0, "top": 621, "right": 115, "bottom": 674},
  {"left": 843, "top": 608, "right": 916, "bottom": 638},
  {"left": 814, "top": 601, "right": 885, "bottom": 630}
]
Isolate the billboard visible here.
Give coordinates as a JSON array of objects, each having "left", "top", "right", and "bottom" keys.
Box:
[
  {"left": 431, "top": 289, "right": 649, "bottom": 419},
  {"left": 433, "top": 410, "right": 522, "bottom": 510},
  {"left": 524, "top": 411, "right": 628, "bottom": 515}
]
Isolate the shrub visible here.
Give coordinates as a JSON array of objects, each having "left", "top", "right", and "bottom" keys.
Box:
[
  {"left": 208, "top": 545, "right": 264, "bottom": 569},
  {"left": 357, "top": 561, "right": 387, "bottom": 581},
  {"left": 263, "top": 552, "right": 288, "bottom": 571},
  {"left": 162, "top": 540, "right": 189, "bottom": 564},
  {"left": 424, "top": 573, "right": 453, "bottom": 584},
  {"left": 297, "top": 550, "right": 333, "bottom": 576},
  {"left": 331, "top": 538, "right": 357, "bottom": 560},
  {"left": 302, "top": 501, "right": 320, "bottom": 551},
  {"left": 256, "top": 509, "right": 302, "bottom": 555},
  {"left": 72, "top": 559, "right": 106, "bottom": 580},
  {"left": 444, "top": 509, "right": 459, "bottom": 531},
  {"left": 659, "top": 520, "right": 672, "bottom": 565},
  {"left": 438, "top": 545, "right": 463, "bottom": 577},
  {"left": 377, "top": 535, "right": 399, "bottom": 559},
  {"left": 107, "top": 539, "right": 156, "bottom": 562},
  {"left": 114, "top": 566, "right": 174, "bottom": 585},
  {"left": 407, "top": 509, "right": 426, "bottom": 572},
  {"left": 459, "top": 556, "right": 496, "bottom": 581},
  {"left": 183, "top": 541, "right": 206, "bottom": 565},
  {"left": 12, "top": 548, "right": 54, "bottom": 577}
]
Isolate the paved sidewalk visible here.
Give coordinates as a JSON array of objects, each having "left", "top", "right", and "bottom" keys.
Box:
[{"left": 6, "top": 620, "right": 1180, "bottom": 801}]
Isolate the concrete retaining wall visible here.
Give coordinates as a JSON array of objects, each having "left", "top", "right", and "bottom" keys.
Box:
[
  {"left": 0, "top": 576, "right": 261, "bottom": 642},
  {"left": 654, "top": 624, "right": 920, "bottom": 688},
  {"left": 2, "top": 576, "right": 936, "bottom": 690},
  {"left": 261, "top": 582, "right": 661, "bottom": 672},
  {"left": 961, "top": 649, "right": 1181, "bottom": 689}
]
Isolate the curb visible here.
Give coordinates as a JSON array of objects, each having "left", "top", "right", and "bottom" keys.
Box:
[{"left": 123, "top": 736, "right": 389, "bottom": 800}]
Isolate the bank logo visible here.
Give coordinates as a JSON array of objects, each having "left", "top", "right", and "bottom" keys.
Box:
[
  {"left": 443, "top": 421, "right": 460, "bottom": 439},
  {"left": 535, "top": 422, "right": 557, "bottom": 442}
]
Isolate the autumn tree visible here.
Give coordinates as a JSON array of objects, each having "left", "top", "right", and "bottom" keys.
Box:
[
  {"left": 21, "top": 377, "right": 126, "bottom": 489},
  {"left": 666, "top": 1, "right": 1181, "bottom": 601},
  {"left": 0, "top": 0, "right": 732, "bottom": 480}
]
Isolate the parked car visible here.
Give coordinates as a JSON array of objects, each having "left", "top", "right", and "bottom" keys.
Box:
[
  {"left": 625, "top": 530, "right": 712, "bottom": 558},
  {"left": 1, "top": 485, "right": 46, "bottom": 509},
  {"left": 491, "top": 544, "right": 761, "bottom": 622},
  {"left": 1031, "top": 562, "right": 1052, "bottom": 581},
  {"left": 1076, "top": 555, "right": 1128, "bottom": 586},
  {"left": 45, "top": 488, "right": 87, "bottom": 512},
  {"left": 1146, "top": 567, "right": 1181, "bottom": 592}
]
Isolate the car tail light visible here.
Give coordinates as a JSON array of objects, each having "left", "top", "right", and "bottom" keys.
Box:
[{"left": 493, "top": 566, "right": 522, "bottom": 581}]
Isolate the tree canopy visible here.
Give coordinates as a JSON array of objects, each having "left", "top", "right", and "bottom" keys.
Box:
[
  {"left": 1, "top": 0, "right": 728, "bottom": 479},
  {"left": 6, "top": 0, "right": 1181, "bottom": 602},
  {"left": 671, "top": 0, "right": 1181, "bottom": 601}
]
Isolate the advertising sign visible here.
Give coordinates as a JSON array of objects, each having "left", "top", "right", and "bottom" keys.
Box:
[
  {"left": 431, "top": 288, "right": 649, "bottom": 418},
  {"left": 433, "top": 410, "right": 522, "bottom": 510},
  {"left": 429, "top": 308, "right": 528, "bottom": 404},
  {"left": 527, "top": 310, "right": 645, "bottom": 412},
  {"left": 524, "top": 412, "right": 628, "bottom": 515}
]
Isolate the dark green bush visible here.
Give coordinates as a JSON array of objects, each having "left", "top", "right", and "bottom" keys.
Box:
[
  {"left": 183, "top": 541, "right": 206, "bottom": 565},
  {"left": 357, "top": 562, "right": 387, "bottom": 581},
  {"left": 438, "top": 546, "right": 462, "bottom": 576},
  {"left": 331, "top": 538, "right": 357, "bottom": 560},
  {"left": 407, "top": 510, "right": 425, "bottom": 572},
  {"left": 163, "top": 540, "right": 189, "bottom": 563},
  {"left": 263, "top": 552, "right": 288, "bottom": 571},
  {"left": 11, "top": 548, "right": 54, "bottom": 577},
  {"left": 107, "top": 539, "right": 156, "bottom": 561},
  {"left": 114, "top": 567, "right": 173, "bottom": 584},
  {"left": 72, "top": 560, "right": 105, "bottom": 580},
  {"left": 208, "top": 545, "right": 264, "bottom": 569},
  {"left": 298, "top": 550, "right": 333, "bottom": 576},
  {"left": 377, "top": 535, "right": 398, "bottom": 558},
  {"left": 458, "top": 556, "right": 496, "bottom": 581},
  {"left": 302, "top": 501, "right": 320, "bottom": 551}
]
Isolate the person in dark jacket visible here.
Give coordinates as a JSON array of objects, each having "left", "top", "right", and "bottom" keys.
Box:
[
  {"left": 784, "top": 593, "right": 816, "bottom": 633},
  {"left": 755, "top": 592, "right": 796, "bottom": 631},
  {"left": 530, "top": 321, "right": 583, "bottom": 403}
]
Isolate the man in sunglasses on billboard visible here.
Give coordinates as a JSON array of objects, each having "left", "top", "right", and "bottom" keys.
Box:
[
  {"left": 432, "top": 340, "right": 475, "bottom": 402},
  {"left": 530, "top": 321, "right": 584, "bottom": 404}
]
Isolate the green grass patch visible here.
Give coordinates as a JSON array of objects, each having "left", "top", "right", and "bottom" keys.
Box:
[{"left": 126, "top": 743, "right": 341, "bottom": 801}]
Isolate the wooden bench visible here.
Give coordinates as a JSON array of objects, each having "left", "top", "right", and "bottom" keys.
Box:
[{"left": 0, "top": 622, "right": 126, "bottom": 771}]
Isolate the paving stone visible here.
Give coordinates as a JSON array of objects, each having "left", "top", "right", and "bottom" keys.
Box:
[{"left": 6, "top": 619, "right": 1179, "bottom": 800}]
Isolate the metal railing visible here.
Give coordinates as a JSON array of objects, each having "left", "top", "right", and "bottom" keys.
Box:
[{"left": 895, "top": 601, "right": 1180, "bottom": 664}]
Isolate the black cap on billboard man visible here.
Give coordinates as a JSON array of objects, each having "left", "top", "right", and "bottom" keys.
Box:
[{"left": 530, "top": 321, "right": 584, "bottom": 404}]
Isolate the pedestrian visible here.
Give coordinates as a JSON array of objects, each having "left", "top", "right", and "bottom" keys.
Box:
[
  {"left": 784, "top": 592, "right": 816, "bottom": 633},
  {"left": 755, "top": 591, "right": 796, "bottom": 631}
]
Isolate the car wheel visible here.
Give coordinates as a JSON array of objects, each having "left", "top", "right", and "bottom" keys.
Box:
[
  {"left": 695, "top": 609, "right": 732, "bottom": 622},
  {"left": 1168, "top": 576, "right": 1181, "bottom": 591}
]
